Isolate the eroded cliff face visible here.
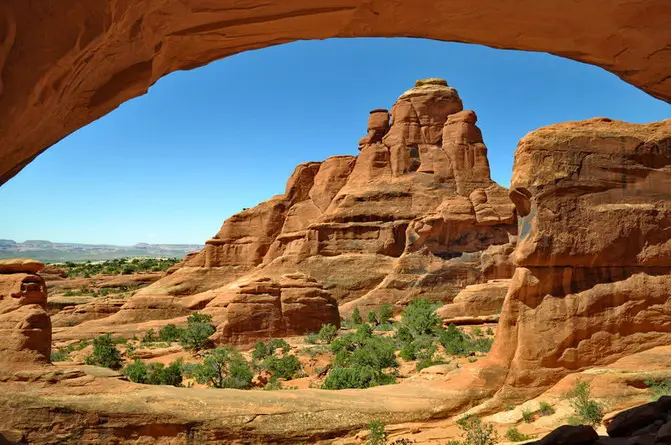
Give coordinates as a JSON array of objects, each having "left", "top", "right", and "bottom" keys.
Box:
[
  {"left": 486, "top": 117, "right": 671, "bottom": 401},
  {"left": 100, "top": 79, "right": 517, "bottom": 337},
  {"left": 0, "top": 259, "right": 51, "bottom": 370}
]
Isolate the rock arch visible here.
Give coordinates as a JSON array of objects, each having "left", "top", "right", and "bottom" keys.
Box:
[{"left": 0, "top": 0, "right": 669, "bottom": 185}]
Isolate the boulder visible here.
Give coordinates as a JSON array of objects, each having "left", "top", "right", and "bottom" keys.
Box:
[
  {"left": 0, "top": 266, "right": 51, "bottom": 369},
  {"left": 528, "top": 425, "right": 598, "bottom": 445},
  {"left": 0, "top": 258, "right": 44, "bottom": 275}
]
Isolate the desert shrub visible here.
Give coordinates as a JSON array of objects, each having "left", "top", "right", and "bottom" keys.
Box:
[
  {"left": 317, "top": 323, "right": 338, "bottom": 344},
  {"left": 304, "top": 333, "right": 318, "bottom": 344},
  {"left": 367, "top": 311, "right": 379, "bottom": 326},
  {"left": 485, "top": 327, "right": 494, "bottom": 336},
  {"left": 378, "top": 304, "right": 393, "bottom": 323},
  {"left": 262, "top": 355, "right": 301, "bottom": 380},
  {"left": 399, "top": 299, "right": 441, "bottom": 338},
  {"left": 322, "top": 365, "right": 395, "bottom": 390},
  {"left": 504, "top": 427, "right": 533, "bottom": 442},
  {"left": 325, "top": 325, "right": 397, "bottom": 389},
  {"left": 439, "top": 324, "right": 468, "bottom": 355},
  {"left": 538, "top": 401, "right": 555, "bottom": 416},
  {"left": 145, "top": 360, "right": 183, "bottom": 386},
  {"left": 141, "top": 329, "right": 156, "bottom": 343},
  {"left": 188, "top": 347, "right": 253, "bottom": 389},
  {"left": 374, "top": 322, "right": 394, "bottom": 332},
  {"left": 645, "top": 378, "right": 671, "bottom": 400},
  {"left": 521, "top": 408, "right": 534, "bottom": 423},
  {"left": 471, "top": 327, "right": 483, "bottom": 337},
  {"left": 394, "top": 324, "right": 414, "bottom": 344},
  {"left": 158, "top": 324, "right": 182, "bottom": 343},
  {"left": 124, "top": 359, "right": 149, "bottom": 383},
  {"left": 351, "top": 307, "right": 363, "bottom": 325},
  {"left": 455, "top": 415, "right": 498, "bottom": 445},
  {"left": 179, "top": 312, "right": 215, "bottom": 351},
  {"left": 468, "top": 336, "right": 494, "bottom": 353},
  {"left": 567, "top": 380, "right": 604, "bottom": 426},
  {"left": 50, "top": 348, "right": 70, "bottom": 362},
  {"left": 253, "top": 338, "right": 292, "bottom": 361},
  {"left": 367, "top": 419, "right": 387, "bottom": 445},
  {"left": 85, "top": 333, "right": 123, "bottom": 369}
]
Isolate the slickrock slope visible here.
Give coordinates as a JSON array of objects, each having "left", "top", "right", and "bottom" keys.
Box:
[
  {"left": 1, "top": 0, "right": 670, "bottom": 186},
  {"left": 0, "top": 259, "right": 51, "bottom": 370},
  {"left": 205, "top": 273, "right": 340, "bottom": 347},
  {"left": 485, "top": 117, "right": 671, "bottom": 402},
  {"left": 85, "top": 79, "right": 517, "bottom": 340}
]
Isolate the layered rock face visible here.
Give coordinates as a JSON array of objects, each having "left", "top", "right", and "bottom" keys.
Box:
[
  {"left": 0, "top": 259, "right": 51, "bottom": 369},
  {"left": 118, "top": 80, "right": 517, "bottom": 325},
  {"left": 487, "top": 118, "right": 671, "bottom": 400},
  {"left": 205, "top": 273, "right": 339, "bottom": 347}
]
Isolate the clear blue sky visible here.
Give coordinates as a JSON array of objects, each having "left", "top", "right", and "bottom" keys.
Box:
[{"left": 1, "top": 38, "right": 669, "bottom": 245}]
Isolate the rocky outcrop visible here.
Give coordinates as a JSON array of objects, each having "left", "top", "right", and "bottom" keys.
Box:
[
  {"left": 0, "top": 259, "right": 51, "bottom": 369},
  {"left": 486, "top": 118, "right": 671, "bottom": 401},
  {"left": 111, "top": 80, "right": 517, "bottom": 328},
  {"left": 529, "top": 397, "right": 671, "bottom": 445},
  {"left": 50, "top": 299, "right": 125, "bottom": 327},
  {"left": 1, "top": 0, "right": 669, "bottom": 187},
  {"left": 436, "top": 279, "right": 510, "bottom": 320},
  {"left": 205, "top": 273, "right": 339, "bottom": 347}
]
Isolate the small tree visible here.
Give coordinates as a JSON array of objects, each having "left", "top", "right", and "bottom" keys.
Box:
[
  {"left": 367, "top": 419, "right": 387, "bottom": 445},
  {"left": 367, "top": 311, "right": 379, "bottom": 326},
  {"left": 179, "top": 312, "right": 216, "bottom": 351},
  {"left": 351, "top": 307, "right": 363, "bottom": 326},
  {"left": 317, "top": 323, "right": 338, "bottom": 344},
  {"left": 456, "top": 415, "right": 498, "bottom": 445},
  {"left": 400, "top": 299, "right": 441, "bottom": 338},
  {"left": 568, "top": 380, "right": 604, "bottom": 426},
  {"left": 158, "top": 324, "right": 183, "bottom": 343},
  {"left": 124, "top": 359, "right": 148, "bottom": 383},
  {"left": 262, "top": 354, "right": 301, "bottom": 380},
  {"left": 378, "top": 304, "right": 393, "bottom": 323},
  {"left": 191, "top": 347, "right": 253, "bottom": 389},
  {"left": 85, "top": 333, "right": 123, "bottom": 369}
]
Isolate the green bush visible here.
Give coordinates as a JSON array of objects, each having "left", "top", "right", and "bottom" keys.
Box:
[
  {"left": 538, "top": 401, "right": 555, "bottom": 416},
  {"left": 124, "top": 359, "right": 149, "bottom": 383},
  {"left": 522, "top": 408, "right": 534, "bottom": 423},
  {"left": 399, "top": 299, "right": 441, "bottom": 338},
  {"left": 145, "top": 361, "right": 183, "bottom": 386},
  {"left": 485, "top": 327, "right": 494, "bottom": 336},
  {"left": 317, "top": 323, "right": 338, "bottom": 344},
  {"left": 374, "top": 322, "right": 394, "bottom": 332},
  {"left": 50, "top": 348, "right": 70, "bottom": 362},
  {"left": 158, "top": 324, "right": 183, "bottom": 343},
  {"left": 504, "top": 427, "right": 533, "bottom": 442},
  {"left": 326, "top": 324, "right": 397, "bottom": 389},
  {"left": 179, "top": 312, "right": 215, "bottom": 351},
  {"left": 321, "top": 365, "right": 395, "bottom": 390},
  {"left": 252, "top": 338, "right": 292, "bottom": 361},
  {"left": 367, "top": 418, "right": 387, "bottom": 445},
  {"left": 378, "top": 304, "right": 393, "bottom": 323},
  {"left": 367, "top": 311, "right": 378, "bottom": 326},
  {"left": 568, "top": 380, "right": 604, "bottom": 426},
  {"left": 455, "top": 415, "right": 498, "bottom": 445},
  {"left": 188, "top": 347, "right": 253, "bottom": 389},
  {"left": 471, "top": 327, "right": 483, "bottom": 337},
  {"left": 439, "top": 324, "right": 468, "bottom": 356},
  {"left": 141, "top": 329, "right": 156, "bottom": 343},
  {"left": 85, "top": 333, "right": 123, "bottom": 369},
  {"left": 304, "top": 333, "right": 318, "bottom": 344},
  {"left": 262, "top": 355, "right": 301, "bottom": 380},
  {"left": 645, "top": 378, "right": 671, "bottom": 400},
  {"left": 351, "top": 307, "right": 363, "bottom": 325}
]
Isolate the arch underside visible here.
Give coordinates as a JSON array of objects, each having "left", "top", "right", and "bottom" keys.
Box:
[{"left": 0, "top": 0, "right": 670, "bottom": 185}]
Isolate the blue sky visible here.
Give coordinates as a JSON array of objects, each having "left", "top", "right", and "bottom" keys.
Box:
[{"left": 1, "top": 38, "right": 669, "bottom": 245}]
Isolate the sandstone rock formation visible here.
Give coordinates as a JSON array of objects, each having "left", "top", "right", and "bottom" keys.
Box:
[
  {"left": 205, "top": 273, "right": 340, "bottom": 347},
  {"left": 486, "top": 117, "right": 671, "bottom": 401},
  {"left": 96, "top": 79, "right": 516, "bottom": 332},
  {"left": 0, "top": 0, "right": 669, "bottom": 186},
  {"left": 0, "top": 259, "right": 51, "bottom": 369},
  {"left": 436, "top": 279, "right": 509, "bottom": 320}
]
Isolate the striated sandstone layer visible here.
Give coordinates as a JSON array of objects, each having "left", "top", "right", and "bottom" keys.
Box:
[
  {"left": 0, "top": 0, "right": 670, "bottom": 186},
  {"left": 485, "top": 117, "right": 671, "bottom": 402},
  {"left": 204, "top": 273, "right": 340, "bottom": 347},
  {"left": 84, "top": 80, "right": 517, "bottom": 339},
  {"left": 0, "top": 259, "right": 51, "bottom": 370}
]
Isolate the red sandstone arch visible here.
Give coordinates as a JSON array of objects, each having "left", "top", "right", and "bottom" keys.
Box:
[{"left": 0, "top": 0, "right": 669, "bottom": 185}]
